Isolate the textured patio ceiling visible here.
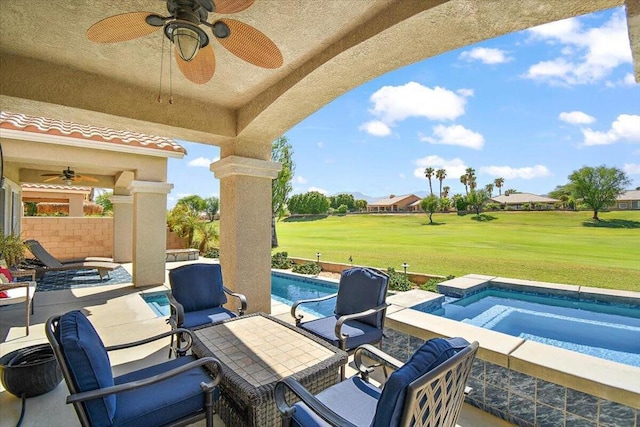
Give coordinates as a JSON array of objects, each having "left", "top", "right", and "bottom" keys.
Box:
[{"left": 1, "top": 0, "right": 635, "bottom": 151}]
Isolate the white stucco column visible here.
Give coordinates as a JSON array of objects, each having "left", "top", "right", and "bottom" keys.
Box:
[
  {"left": 128, "top": 181, "right": 173, "bottom": 287},
  {"left": 110, "top": 195, "right": 133, "bottom": 263},
  {"left": 211, "top": 156, "right": 281, "bottom": 314},
  {"left": 68, "top": 194, "right": 84, "bottom": 217}
]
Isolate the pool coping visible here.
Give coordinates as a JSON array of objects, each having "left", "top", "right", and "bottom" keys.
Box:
[{"left": 386, "top": 275, "right": 640, "bottom": 409}]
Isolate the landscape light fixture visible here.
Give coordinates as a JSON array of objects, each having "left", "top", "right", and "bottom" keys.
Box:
[
  {"left": 316, "top": 252, "right": 321, "bottom": 264},
  {"left": 401, "top": 262, "right": 409, "bottom": 280}
]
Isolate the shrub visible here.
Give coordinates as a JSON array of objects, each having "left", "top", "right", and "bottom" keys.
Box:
[
  {"left": 336, "top": 204, "right": 348, "bottom": 215},
  {"left": 386, "top": 267, "right": 413, "bottom": 292},
  {"left": 203, "top": 248, "right": 219, "bottom": 258},
  {"left": 292, "top": 262, "right": 321, "bottom": 275},
  {"left": 418, "top": 275, "right": 455, "bottom": 292},
  {"left": 271, "top": 251, "right": 292, "bottom": 269}
]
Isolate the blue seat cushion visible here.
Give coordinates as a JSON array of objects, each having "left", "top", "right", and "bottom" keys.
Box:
[
  {"left": 182, "top": 307, "right": 237, "bottom": 328},
  {"left": 291, "top": 376, "right": 381, "bottom": 427},
  {"left": 300, "top": 316, "right": 383, "bottom": 351},
  {"left": 335, "top": 268, "right": 388, "bottom": 328},
  {"left": 112, "top": 355, "right": 215, "bottom": 427},
  {"left": 169, "top": 264, "right": 227, "bottom": 312},
  {"left": 59, "top": 310, "right": 116, "bottom": 427},
  {"left": 372, "top": 337, "right": 470, "bottom": 427}
]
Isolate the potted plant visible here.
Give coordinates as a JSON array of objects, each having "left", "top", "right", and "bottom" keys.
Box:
[{"left": 0, "top": 231, "right": 27, "bottom": 269}]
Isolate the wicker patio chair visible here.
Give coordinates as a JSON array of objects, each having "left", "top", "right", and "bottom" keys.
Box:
[
  {"left": 46, "top": 310, "right": 221, "bottom": 427},
  {"left": 276, "top": 337, "right": 479, "bottom": 427},
  {"left": 291, "top": 267, "right": 389, "bottom": 379}
]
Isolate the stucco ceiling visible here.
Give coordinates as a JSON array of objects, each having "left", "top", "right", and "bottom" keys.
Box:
[{"left": 0, "top": 0, "right": 636, "bottom": 152}]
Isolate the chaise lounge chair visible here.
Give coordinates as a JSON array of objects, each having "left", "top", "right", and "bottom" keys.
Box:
[{"left": 24, "top": 239, "right": 120, "bottom": 280}]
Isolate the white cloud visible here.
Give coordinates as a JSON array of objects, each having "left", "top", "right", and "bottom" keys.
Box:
[
  {"left": 456, "top": 88, "right": 474, "bottom": 97},
  {"left": 294, "top": 176, "right": 308, "bottom": 184},
  {"left": 188, "top": 156, "right": 214, "bottom": 167},
  {"left": 308, "top": 186, "right": 329, "bottom": 195},
  {"left": 459, "top": 47, "right": 513, "bottom": 64},
  {"left": 623, "top": 73, "right": 637, "bottom": 85},
  {"left": 559, "top": 111, "right": 595, "bottom": 124},
  {"left": 413, "top": 155, "right": 468, "bottom": 179},
  {"left": 480, "top": 165, "right": 551, "bottom": 179},
  {"left": 524, "top": 12, "right": 632, "bottom": 85},
  {"left": 420, "top": 124, "right": 485, "bottom": 150},
  {"left": 317, "top": 141, "right": 324, "bottom": 148},
  {"left": 367, "top": 82, "right": 468, "bottom": 124},
  {"left": 582, "top": 114, "right": 640, "bottom": 145},
  {"left": 359, "top": 120, "right": 391, "bottom": 137},
  {"left": 623, "top": 163, "right": 640, "bottom": 175}
]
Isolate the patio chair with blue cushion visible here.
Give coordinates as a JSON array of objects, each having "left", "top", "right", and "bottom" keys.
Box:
[
  {"left": 168, "top": 263, "right": 247, "bottom": 355},
  {"left": 275, "top": 337, "right": 479, "bottom": 427},
  {"left": 291, "top": 267, "right": 389, "bottom": 379},
  {"left": 46, "top": 310, "right": 221, "bottom": 427}
]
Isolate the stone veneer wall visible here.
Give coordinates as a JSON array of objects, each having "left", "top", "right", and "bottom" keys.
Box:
[{"left": 381, "top": 328, "right": 639, "bottom": 427}]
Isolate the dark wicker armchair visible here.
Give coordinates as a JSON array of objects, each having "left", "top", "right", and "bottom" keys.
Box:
[
  {"left": 276, "top": 337, "right": 478, "bottom": 427},
  {"left": 46, "top": 310, "right": 221, "bottom": 427}
]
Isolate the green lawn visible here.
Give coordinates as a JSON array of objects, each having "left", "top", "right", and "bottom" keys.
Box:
[{"left": 273, "top": 210, "right": 640, "bottom": 291}]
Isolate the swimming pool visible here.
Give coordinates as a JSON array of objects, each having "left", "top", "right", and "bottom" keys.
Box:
[
  {"left": 142, "top": 271, "right": 338, "bottom": 318},
  {"left": 412, "top": 287, "right": 640, "bottom": 367}
]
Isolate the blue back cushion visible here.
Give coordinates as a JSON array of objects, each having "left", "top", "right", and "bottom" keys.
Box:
[
  {"left": 372, "top": 337, "right": 470, "bottom": 427},
  {"left": 335, "top": 268, "right": 388, "bottom": 327},
  {"left": 169, "top": 263, "right": 227, "bottom": 312},
  {"left": 59, "top": 310, "right": 115, "bottom": 426}
]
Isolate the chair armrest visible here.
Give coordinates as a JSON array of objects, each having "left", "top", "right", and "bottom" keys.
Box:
[
  {"left": 334, "top": 303, "right": 389, "bottom": 342},
  {"left": 290, "top": 293, "right": 338, "bottom": 325},
  {"left": 275, "top": 377, "right": 358, "bottom": 427},
  {"left": 223, "top": 286, "right": 247, "bottom": 315},
  {"left": 167, "top": 293, "right": 184, "bottom": 328},
  {"left": 67, "top": 356, "right": 221, "bottom": 404},
  {"left": 353, "top": 343, "right": 404, "bottom": 382},
  {"left": 105, "top": 328, "right": 194, "bottom": 354}
]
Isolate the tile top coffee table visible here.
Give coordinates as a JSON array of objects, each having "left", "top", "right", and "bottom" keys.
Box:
[{"left": 192, "top": 312, "right": 347, "bottom": 427}]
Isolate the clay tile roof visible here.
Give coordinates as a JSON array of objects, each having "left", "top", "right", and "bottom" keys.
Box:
[
  {"left": 22, "top": 183, "right": 91, "bottom": 191},
  {"left": 0, "top": 111, "right": 185, "bottom": 155}
]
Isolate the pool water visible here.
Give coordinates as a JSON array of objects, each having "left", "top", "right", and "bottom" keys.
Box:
[
  {"left": 142, "top": 272, "right": 338, "bottom": 318},
  {"left": 413, "top": 288, "right": 640, "bottom": 367}
]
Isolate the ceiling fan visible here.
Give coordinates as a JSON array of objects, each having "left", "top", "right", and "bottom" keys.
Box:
[
  {"left": 41, "top": 167, "right": 99, "bottom": 186},
  {"left": 86, "top": 0, "right": 283, "bottom": 85}
]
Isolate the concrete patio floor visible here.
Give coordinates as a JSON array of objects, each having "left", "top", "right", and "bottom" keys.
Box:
[{"left": 0, "top": 260, "right": 513, "bottom": 427}]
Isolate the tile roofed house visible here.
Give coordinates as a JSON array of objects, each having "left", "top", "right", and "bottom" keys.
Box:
[
  {"left": 367, "top": 194, "right": 422, "bottom": 212},
  {"left": 0, "top": 111, "right": 186, "bottom": 156},
  {"left": 491, "top": 192, "right": 559, "bottom": 210},
  {"left": 614, "top": 190, "right": 640, "bottom": 210}
]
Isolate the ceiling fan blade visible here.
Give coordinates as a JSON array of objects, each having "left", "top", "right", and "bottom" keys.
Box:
[
  {"left": 87, "top": 12, "right": 161, "bottom": 43},
  {"left": 43, "top": 176, "right": 61, "bottom": 182},
  {"left": 213, "top": 0, "right": 255, "bottom": 14},
  {"left": 41, "top": 173, "right": 61, "bottom": 177},
  {"left": 175, "top": 44, "right": 215, "bottom": 84},
  {"left": 77, "top": 175, "right": 100, "bottom": 183},
  {"left": 215, "top": 19, "right": 282, "bottom": 68}
]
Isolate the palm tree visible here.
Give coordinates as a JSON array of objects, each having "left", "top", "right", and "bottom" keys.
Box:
[
  {"left": 465, "top": 167, "right": 476, "bottom": 192},
  {"left": 442, "top": 186, "right": 450, "bottom": 199},
  {"left": 460, "top": 175, "right": 469, "bottom": 195},
  {"left": 485, "top": 183, "right": 494, "bottom": 197},
  {"left": 435, "top": 168, "right": 447, "bottom": 198},
  {"left": 494, "top": 177, "right": 504, "bottom": 195},
  {"left": 424, "top": 167, "right": 435, "bottom": 195}
]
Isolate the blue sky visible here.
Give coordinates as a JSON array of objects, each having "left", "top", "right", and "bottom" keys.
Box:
[{"left": 168, "top": 7, "right": 640, "bottom": 208}]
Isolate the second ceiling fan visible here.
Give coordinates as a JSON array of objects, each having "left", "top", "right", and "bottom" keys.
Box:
[
  {"left": 41, "top": 167, "right": 99, "bottom": 185},
  {"left": 86, "top": 0, "right": 283, "bottom": 85}
]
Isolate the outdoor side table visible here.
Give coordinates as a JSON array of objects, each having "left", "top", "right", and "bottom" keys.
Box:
[{"left": 192, "top": 312, "right": 347, "bottom": 427}]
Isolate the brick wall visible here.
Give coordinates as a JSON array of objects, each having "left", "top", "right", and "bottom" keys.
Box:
[
  {"left": 22, "top": 217, "right": 113, "bottom": 260},
  {"left": 21, "top": 218, "right": 190, "bottom": 260}
]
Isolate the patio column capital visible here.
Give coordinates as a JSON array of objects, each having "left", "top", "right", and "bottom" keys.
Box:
[
  {"left": 128, "top": 181, "right": 173, "bottom": 194},
  {"left": 110, "top": 195, "right": 133, "bottom": 204},
  {"left": 210, "top": 155, "right": 281, "bottom": 179}
]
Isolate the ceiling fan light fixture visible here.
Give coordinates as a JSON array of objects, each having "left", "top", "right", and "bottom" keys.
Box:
[{"left": 165, "top": 21, "right": 209, "bottom": 62}]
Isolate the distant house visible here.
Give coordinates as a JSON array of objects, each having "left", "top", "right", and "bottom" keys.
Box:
[
  {"left": 490, "top": 192, "right": 559, "bottom": 210},
  {"left": 613, "top": 190, "right": 640, "bottom": 210},
  {"left": 367, "top": 194, "right": 422, "bottom": 213}
]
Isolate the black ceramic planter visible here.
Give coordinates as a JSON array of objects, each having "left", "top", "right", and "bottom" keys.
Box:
[{"left": 0, "top": 344, "right": 62, "bottom": 397}]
